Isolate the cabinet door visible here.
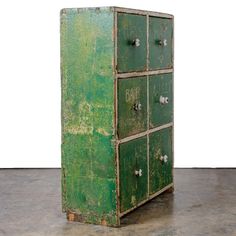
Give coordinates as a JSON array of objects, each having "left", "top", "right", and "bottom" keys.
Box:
[
  {"left": 117, "top": 13, "right": 147, "bottom": 73},
  {"left": 149, "top": 73, "right": 173, "bottom": 128},
  {"left": 149, "top": 127, "right": 173, "bottom": 194},
  {"left": 119, "top": 136, "right": 148, "bottom": 212},
  {"left": 118, "top": 77, "right": 147, "bottom": 139},
  {"left": 149, "top": 17, "right": 173, "bottom": 70}
]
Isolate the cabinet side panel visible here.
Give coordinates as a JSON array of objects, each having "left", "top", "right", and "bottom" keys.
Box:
[{"left": 60, "top": 8, "right": 117, "bottom": 225}]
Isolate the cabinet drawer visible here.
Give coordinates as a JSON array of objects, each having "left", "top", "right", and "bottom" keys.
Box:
[
  {"left": 117, "top": 13, "right": 147, "bottom": 73},
  {"left": 119, "top": 136, "right": 148, "bottom": 212},
  {"left": 149, "top": 127, "right": 173, "bottom": 194},
  {"left": 118, "top": 76, "right": 147, "bottom": 139},
  {"left": 149, "top": 73, "right": 173, "bottom": 128},
  {"left": 149, "top": 17, "right": 173, "bottom": 70}
]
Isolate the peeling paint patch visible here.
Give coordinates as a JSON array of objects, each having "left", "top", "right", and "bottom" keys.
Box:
[
  {"left": 97, "top": 128, "right": 110, "bottom": 136},
  {"left": 64, "top": 100, "right": 94, "bottom": 135},
  {"left": 155, "top": 148, "right": 161, "bottom": 160},
  {"left": 61, "top": 8, "right": 117, "bottom": 226},
  {"left": 65, "top": 125, "right": 93, "bottom": 135},
  {"left": 131, "top": 195, "right": 136, "bottom": 206}
]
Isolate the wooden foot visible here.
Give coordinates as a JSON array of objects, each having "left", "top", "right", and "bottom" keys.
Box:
[{"left": 165, "top": 186, "right": 174, "bottom": 193}]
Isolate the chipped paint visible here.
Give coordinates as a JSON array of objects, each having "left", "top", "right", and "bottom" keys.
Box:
[
  {"left": 64, "top": 100, "right": 94, "bottom": 135},
  {"left": 131, "top": 195, "right": 136, "bottom": 206},
  {"left": 61, "top": 7, "right": 118, "bottom": 226},
  {"left": 97, "top": 128, "right": 110, "bottom": 136}
]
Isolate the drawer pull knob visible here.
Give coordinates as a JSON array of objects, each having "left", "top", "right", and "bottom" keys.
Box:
[
  {"left": 133, "top": 102, "right": 142, "bottom": 111},
  {"left": 132, "top": 38, "right": 140, "bottom": 47},
  {"left": 157, "top": 39, "right": 167, "bottom": 47},
  {"left": 160, "top": 155, "right": 168, "bottom": 163},
  {"left": 159, "top": 96, "right": 169, "bottom": 104},
  {"left": 135, "top": 169, "right": 142, "bottom": 177}
]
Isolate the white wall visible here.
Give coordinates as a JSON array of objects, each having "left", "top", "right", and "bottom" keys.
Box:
[{"left": 0, "top": 0, "right": 235, "bottom": 168}]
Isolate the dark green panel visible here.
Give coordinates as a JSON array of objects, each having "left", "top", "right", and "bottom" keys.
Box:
[
  {"left": 118, "top": 77, "right": 147, "bottom": 138},
  {"left": 117, "top": 13, "right": 147, "bottom": 72},
  {"left": 149, "top": 73, "right": 173, "bottom": 128},
  {"left": 119, "top": 136, "right": 148, "bottom": 212},
  {"left": 149, "top": 127, "right": 173, "bottom": 194},
  {"left": 149, "top": 17, "right": 173, "bottom": 70},
  {"left": 61, "top": 8, "right": 118, "bottom": 226}
]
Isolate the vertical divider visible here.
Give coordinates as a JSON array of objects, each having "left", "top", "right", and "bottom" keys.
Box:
[
  {"left": 146, "top": 14, "right": 150, "bottom": 196},
  {"left": 171, "top": 16, "right": 175, "bottom": 187},
  {"left": 114, "top": 10, "right": 120, "bottom": 221}
]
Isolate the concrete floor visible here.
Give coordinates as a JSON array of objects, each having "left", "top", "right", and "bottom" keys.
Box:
[{"left": 0, "top": 169, "right": 235, "bottom": 236}]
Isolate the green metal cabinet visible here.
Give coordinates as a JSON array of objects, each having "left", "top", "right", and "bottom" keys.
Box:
[{"left": 61, "top": 6, "right": 174, "bottom": 226}]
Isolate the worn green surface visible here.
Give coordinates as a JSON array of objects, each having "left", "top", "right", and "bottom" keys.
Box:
[
  {"left": 149, "top": 128, "right": 173, "bottom": 194},
  {"left": 119, "top": 136, "right": 148, "bottom": 212},
  {"left": 60, "top": 7, "right": 118, "bottom": 226},
  {"left": 118, "top": 76, "right": 147, "bottom": 139},
  {"left": 149, "top": 17, "right": 173, "bottom": 70},
  {"left": 117, "top": 13, "right": 147, "bottom": 73},
  {"left": 61, "top": 7, "right": 174, "bottom": 226},
  {"left": 149, "top": 73, "right": 173, "bottom": 128}
]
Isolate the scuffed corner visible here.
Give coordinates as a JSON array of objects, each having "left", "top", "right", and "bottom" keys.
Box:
[{"left": 60, "top": 8, "right": 67, "bottom": 16}]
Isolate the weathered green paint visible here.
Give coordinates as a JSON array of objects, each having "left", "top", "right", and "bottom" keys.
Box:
[
  {"left": 118, "top": 77, "right": 147, "bottom": 138},
  {"left": 149, "top": 17, "right": 173, "bottom": 70},
  {"left": 119, "top": 136, "right": 148, "bottom": 212},
  {"left": 61, "top": 7, "right": 174, "bottom": 226},
  {"left": 149, "top": 73, "right": 173, "bottom": 128},
  {"left": 60, "top": 7, "right": 118, "bottom": 226},
  {"left": 149, "top": 128, "right": 173, "bottom": 194},
  {"left": 117, "top": 13, "right": 147, "bottom": 73}
]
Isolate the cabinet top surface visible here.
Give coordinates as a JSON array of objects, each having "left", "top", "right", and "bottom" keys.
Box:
[{"left": 60, "top": 6, "right": 174, "bottom": 19}]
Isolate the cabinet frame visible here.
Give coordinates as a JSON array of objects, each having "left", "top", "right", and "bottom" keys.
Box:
[{"left": 114, "top": 7, "right": 174, "bottom": 219}]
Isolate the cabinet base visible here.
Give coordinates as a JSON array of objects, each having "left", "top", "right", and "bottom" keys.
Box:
[
  {"left": 66, "top": 210, "right": 120, "bottom": 227},
  {"left": 65, "top": 185, "right": 174, "bottom": 227}
]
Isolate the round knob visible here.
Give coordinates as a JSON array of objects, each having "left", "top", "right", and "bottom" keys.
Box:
[
  {"left": 163, "top": 39, "right": 167, "bottom": 46},
  {"left": 157, "top": 39, "right": 167, "bottom": 47},
  {"left": 160, "top": 155, "right": 168, "bottom": 163},
  {"left": 135, "top": 169, "right": 142, "bottom": 177},
  {"left": 159, "top": 96, "right": 169, "bottom": 104},
  {"left": 132, "top": 38, "right": 140, "bottom": 47},
  {"left": 133, "top": 102, "right": 142, "bottom": 111}
]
